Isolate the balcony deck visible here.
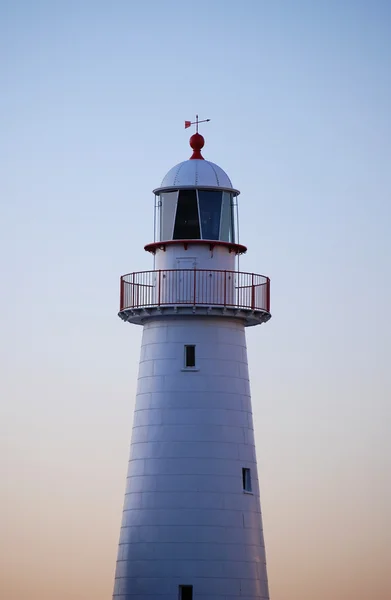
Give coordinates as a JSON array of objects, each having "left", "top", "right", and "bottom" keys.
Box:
[{"left": 119, "top": 269, "right": 271, "bottom": 326}]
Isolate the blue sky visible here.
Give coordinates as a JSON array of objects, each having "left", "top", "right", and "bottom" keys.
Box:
[{"left": 1, "top": 2, "right": 390, "bottom": 599}]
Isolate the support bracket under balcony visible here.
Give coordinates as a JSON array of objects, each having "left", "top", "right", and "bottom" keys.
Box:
[{"left": 118, "top": 305, "right": 271, "bottom": 327}]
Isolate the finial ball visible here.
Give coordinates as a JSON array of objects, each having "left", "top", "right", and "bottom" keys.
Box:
[
  {"left": 190, "top": 133, "right": 205, "bottom": 151},
  {"left": 189, "top": 133, "right": 205, "bottom": 159}
]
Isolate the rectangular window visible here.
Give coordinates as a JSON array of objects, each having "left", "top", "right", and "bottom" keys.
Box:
[
  {"left": 242, "top": 468, "right": 252, "bottom": 492},
  {"left": 179, "top": 586, "right": 193, "bottom": 600},
  {"left": 159, "top": 191, "right": 178, "bottom": 241},
  {"left": 184, "top": 345, "right": 196, "bottom": 368},
  {"left": 198, "top": 189, "right": 222, "bottom": 240},
  {"left": 220, "top": 191, "right": 233, "bottom": 242},
  {"left": 173, "top": 190, "right": 200, "bottom": 239}
]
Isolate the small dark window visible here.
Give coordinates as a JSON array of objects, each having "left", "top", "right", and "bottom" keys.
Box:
[
  {"left": 179, "top": 586, "right": 193, "bottom": 600},
  {"left": 184, "top": 345, "right": 196, "bottom": 368},
  {"left": 242, "top": 468, "right": 252, "bottom": 492},
  {"left": 173, "top": 190, "right": 200, "bottom": 239}
]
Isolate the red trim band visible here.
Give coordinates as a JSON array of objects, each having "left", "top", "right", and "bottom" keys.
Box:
[{"left": 144, "top": 239, "right": 247, "bottom": 255}]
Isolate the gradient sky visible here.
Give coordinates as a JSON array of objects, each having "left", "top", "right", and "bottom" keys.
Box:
[{"left": 1, "top": 1, "right": 391, "bottom": 599}]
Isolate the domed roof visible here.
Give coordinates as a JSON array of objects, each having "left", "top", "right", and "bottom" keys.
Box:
[
  {"left": 153, "top": 131, "right": 240, "bottom": 195},
  {"left": 154, "top": 159, "right": 238, "bottom": 194}
]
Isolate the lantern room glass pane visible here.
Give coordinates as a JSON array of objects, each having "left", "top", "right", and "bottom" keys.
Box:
[
  {"left": 160, "top": 192, "right": 178, "bottom": 241},
  {"left": 173, "top": 189, "right": 200, "bottom": 239},
  {"left": 220, "top": 192, "right": 233, "bottom": 242},
  {"left": 198, "top": 190, "right": 222, "bottom": 240},
  {"left": 231, "top": 196, "right": 237, "bottom": 243}
]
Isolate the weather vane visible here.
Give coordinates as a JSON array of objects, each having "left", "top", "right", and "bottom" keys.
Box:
[{"left": 184, "top": 114, "right": 210, "bottom": 133}]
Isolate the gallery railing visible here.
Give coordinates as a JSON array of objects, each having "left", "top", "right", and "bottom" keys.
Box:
[{"left": 120, "top": 269, "right": 270, "bottom": 313}]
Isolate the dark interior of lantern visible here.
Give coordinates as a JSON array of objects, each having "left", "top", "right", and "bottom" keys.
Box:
[
  {"left": 158, "top": 189, "right": 236, "bottom": 242},
  {"left": 173, "top": 190, "right": 200, "bottom": 239}
]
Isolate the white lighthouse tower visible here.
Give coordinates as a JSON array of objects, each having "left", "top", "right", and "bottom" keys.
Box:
[{"left": 113, "top": 124, "right": 272, "bottom": 600}]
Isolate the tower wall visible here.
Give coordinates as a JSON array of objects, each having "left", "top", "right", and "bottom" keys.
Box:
[
  {"left": 113, "top": 317, "right": 269, "bottom": 600},
  {"left": 155, "top": 243, "right": 236, "bottom": 271}
]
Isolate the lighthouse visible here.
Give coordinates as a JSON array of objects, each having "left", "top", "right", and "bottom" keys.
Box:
[{"left": 113, "top": 124, "right": 272, "bottom": 600}]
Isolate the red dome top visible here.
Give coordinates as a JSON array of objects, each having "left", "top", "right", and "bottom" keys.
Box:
[{"left": 189, "top": 133, "right": 205, "bottom": 160}]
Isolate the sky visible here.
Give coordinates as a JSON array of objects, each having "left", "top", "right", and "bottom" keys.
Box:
[{"left": 1, "top": 1, "right": 391, "bottom": 599}]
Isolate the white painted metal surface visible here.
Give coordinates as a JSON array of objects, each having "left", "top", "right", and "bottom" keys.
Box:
[
  {"left": 155, "top": 242, "right": 236, "bottom": 271},
  {"left": 154, "top": 159, "right": 239, "bottom": 194},
  {"left": 113, "top": 317, "right": 270, "bottom": 600}
]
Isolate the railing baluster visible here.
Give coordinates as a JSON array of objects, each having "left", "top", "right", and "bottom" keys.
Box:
[
  {"left": 120, "top": 278, "right": 124, "bottom": 310},
  {"left": 132, "top": 273, "right": 135, "bottom": 308},
  {"left": 266, "top": 278, "right": 270, "bottom": 313}
]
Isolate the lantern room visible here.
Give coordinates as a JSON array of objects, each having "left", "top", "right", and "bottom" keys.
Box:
[{"left": 152, "top": 133, "right": 240, "bottom": 245}]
